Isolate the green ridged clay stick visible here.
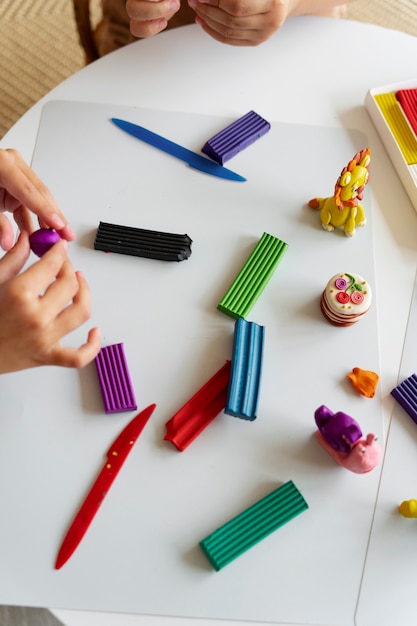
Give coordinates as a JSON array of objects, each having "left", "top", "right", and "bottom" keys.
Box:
[
  {"left": 218, "top": 232, "right": 288, "bottom": 319},
  {"left": 200, "top": 480, "right": 308, "bottom": 571}
]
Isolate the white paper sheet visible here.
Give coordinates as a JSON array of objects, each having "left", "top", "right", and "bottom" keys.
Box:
[{"left": 0, "top": 101, "right": 381, "bottom": 625}]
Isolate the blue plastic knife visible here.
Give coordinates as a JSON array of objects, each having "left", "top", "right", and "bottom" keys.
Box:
[{"left": 111, "top": 118, "right": 246, "bottom": 182}]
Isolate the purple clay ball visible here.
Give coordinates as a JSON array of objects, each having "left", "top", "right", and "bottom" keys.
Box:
[{"left": 29, "top": 228, "right": 62, "bottom": 257}]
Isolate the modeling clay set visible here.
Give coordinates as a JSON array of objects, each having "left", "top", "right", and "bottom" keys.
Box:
[
  {"left": 365, "top": 79, "right": 417, "bottom": 212},
  {"left": 0, "top": 101, "right": 383, "bottom": 623}
]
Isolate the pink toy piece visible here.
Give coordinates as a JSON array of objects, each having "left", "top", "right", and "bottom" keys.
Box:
[
  {"left": 315, "top": 431, "right": 382, "bottom": 474},
  {"left": 314, "top": 404, "right": 362, "bottom": 452},
  {"left": 29, "top": 228, "right": 61, "bottom": 257}
]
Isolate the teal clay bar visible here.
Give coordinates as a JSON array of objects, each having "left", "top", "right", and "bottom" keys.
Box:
[{"left": 200, "top": 480, "right": 308, "bottom": 571}]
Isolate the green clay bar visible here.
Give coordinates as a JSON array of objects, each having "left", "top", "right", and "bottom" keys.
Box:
[
  {"left": 200, "top": 480, "right": 308, "bottom": 571},
  {"left": 217, "top": 232, "right": 288, "bottom": 319}
]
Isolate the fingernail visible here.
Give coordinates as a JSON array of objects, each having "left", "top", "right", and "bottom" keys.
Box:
[
  {"left": 170, "top": 0, "right": 179, "bottom": 9},
  {"left": 50, "top": 213, "right": 66, "bottom": 229},
  {"left": 66, "top": 225, "right": 77, "bottom": 239},
  {"left": 188, "top": 0, "right": 196, "bottom": 8}
]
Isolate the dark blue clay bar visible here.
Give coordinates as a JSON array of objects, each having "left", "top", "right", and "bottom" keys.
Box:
[{"left": 202, "top": 111, "right": 271, "bottom": 164}]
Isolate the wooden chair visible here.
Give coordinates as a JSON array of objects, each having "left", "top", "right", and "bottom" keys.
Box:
[
  {"left": 73, "top": 0, "right": 101, "bottom": 64},
  {"left": 72, "top": 0, "right": 195, "bottom": 64}
]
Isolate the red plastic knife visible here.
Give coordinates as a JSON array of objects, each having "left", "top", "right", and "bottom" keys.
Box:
[{"left": 55, "top": 403, "right": 156, "bottom": 569}]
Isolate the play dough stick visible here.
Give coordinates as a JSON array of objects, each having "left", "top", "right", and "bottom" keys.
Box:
[
  {"left": 95, "top": 343, "right": 137, "bottom": 414},
  {"left": 225, "top": 317, "right": 264, "bottom": 421},
  {"left": 200, "top": 480, "right": 308, "bottom": 571},
  {"left": 94, "top": 221, "right": 192, "bottom": 262},
  {"left": 217, "top": 232, "right": 287, "bottom": 319}
]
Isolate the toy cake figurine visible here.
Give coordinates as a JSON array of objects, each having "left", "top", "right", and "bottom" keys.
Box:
[
  {"left": 309, "top": 148, "right": 371, "bottom": 237},
  {"left": 321, "top": 272, "right": 372, "bottom": 326},
  {"left": 314, "top": 404, "right": 382, "bottom": 474}
]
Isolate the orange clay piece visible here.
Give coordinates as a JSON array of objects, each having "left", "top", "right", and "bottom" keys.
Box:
[{"left": 347, "top": 367, "right": 379, "bottom": 398}]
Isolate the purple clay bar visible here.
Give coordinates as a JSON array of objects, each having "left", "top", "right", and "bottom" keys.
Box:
[
  {"left": 391, "top": 373, "right": 417, "bottom": 424},
  {"left": 202, "top": 111, "right": 271, "bottom": 164},
  {"left": 29, "top": 228, "right": 61, "bottom": 257},
  {"left": 95, "top": 343, "right": 137, "bottom": 414}
]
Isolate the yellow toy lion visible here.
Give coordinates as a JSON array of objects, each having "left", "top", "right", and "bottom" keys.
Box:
[{"left": 309, "top": 148, "right": 371, "bottom": 237}]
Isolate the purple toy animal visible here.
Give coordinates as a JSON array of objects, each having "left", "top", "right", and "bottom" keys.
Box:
[
  {"left": 314, "top": 405, "right": 362, "bottom": 452},
  {"left": 314, "top": 405, "right": 382, "bottom": 474}
]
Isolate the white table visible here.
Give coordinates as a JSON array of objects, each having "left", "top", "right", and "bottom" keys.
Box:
[{"left": 1, "top": 16, "right": 417, "bottom": 626}]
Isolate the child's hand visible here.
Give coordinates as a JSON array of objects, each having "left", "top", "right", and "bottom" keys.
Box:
[
  {"left": 188, "top": 0, "right": 288, "bottom": 46},
  {"left": 188, "top": 0, "right": 347, "bottom": 46},
  {"left": 0, "top": 149, "right": 75, "bottom": 251},
  {"left": 0, "top": 232, "right": 100, "bottom": 373},
  {"left": 126, "top": 0, "right": 182, "bottom": 37}
]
